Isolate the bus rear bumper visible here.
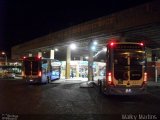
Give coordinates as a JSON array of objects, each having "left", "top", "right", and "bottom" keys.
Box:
[
  {"left": 24, "top": 77, "right": 42, "bottom": 84},
  {"left": 104, "top": 85, "right": 147, "bottom": 95}
]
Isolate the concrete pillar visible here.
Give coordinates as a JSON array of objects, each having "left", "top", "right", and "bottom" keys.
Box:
[
  {"left": 76, "top": 63, "right": 79, "bottom": 77},
  {"left": 152, "top": 49, "right": 160, "bottom": 61},
  {"left": 146, "top": 48, "right": 152, "bottom": 62},
  {"left": 29, "top": 53, "right": 32, "bottom": 57},
  {"left": 65, "top": 47, "right": 71, "bottom": 79},
  {"left": 50, "top": 50, "right": 55, "bottom": 59},
  {"left": 88, "top": 49, "right": 94, "bottom": 81},
  {"left": 80, "top": 56, "right": 83, "bottom": 61},
  {"left": 38, "top": 52, "right": 42, "bottom": 57}
]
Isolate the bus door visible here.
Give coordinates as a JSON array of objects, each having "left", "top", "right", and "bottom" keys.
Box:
[
  {"left": 50, "top": 61, "right": 61, "bottom": 80},
  {"left": 51, "top": 66, "right": 60, "bottom": 80},
  {"left": 129, "top": 51, "right": 146, "bottom": 86}
]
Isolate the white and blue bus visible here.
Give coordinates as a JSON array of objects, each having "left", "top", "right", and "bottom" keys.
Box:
[
  {"left": 98, "top": 42, "right": 147, "bottom": 95},
  {"left": 22, "top": 56, "right": 61, "bottom": 84}
]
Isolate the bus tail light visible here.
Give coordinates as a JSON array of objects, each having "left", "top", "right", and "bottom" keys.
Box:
[
  {"left": 144, "top": 72, "right": 147, "bottom": 82},
  {"left": 37, "top": 56, "right": 41, "bottom": 59},
  {"left": 110, "top": 42, "right": 114, "bottom": 46},
  {"left": 23, "top": 56, "right": 26, "bottom": 59},
  {"left": 107, "top": 72, "right": 112, "bottom": 84},
  {"left": 22, "top": 71, "right": 24, "bottom": 76},
  {"left": 36, "top": 56, "right": 41, "bottom": 60},
  {"left": 139, "top": 42, "right": 144, "bottom": 46},
  {"left": 38, "top": 71, "right": 42, "bottom": 77}
]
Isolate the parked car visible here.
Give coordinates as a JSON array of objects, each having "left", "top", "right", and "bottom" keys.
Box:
[{"left": 4, "top": 72, "right": 15, "bottom": 78}]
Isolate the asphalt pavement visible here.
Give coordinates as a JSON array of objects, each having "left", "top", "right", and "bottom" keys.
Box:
[
  {"left": 51, "top": 78, "right": 160, "bottom": 88},
  {"left": 0, "top": 79, "right": 160, "bottom": 120}
]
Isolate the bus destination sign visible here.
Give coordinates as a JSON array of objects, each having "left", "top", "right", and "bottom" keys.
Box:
[{"left": 115, "top": 44, "right": 143, "bottom": 49}]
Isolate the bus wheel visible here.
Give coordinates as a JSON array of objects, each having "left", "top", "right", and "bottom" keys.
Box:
[
  {"left": 98, "top": 79, "right": 100, "bottom": 86},
  {"left": 99, "top": 80, "right": 105, "bottom": 94},
  {"left": 99, "top": 80, "right": 102, "bottom": 93}
]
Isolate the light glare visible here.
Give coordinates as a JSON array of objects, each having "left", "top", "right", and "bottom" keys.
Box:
[
  {"left": 103, "top": 48, "right": 107, "bottom": 51},
  {"left": 70, "top": 43, "right": 76, "bottom": 50},
  {"left": 91, "top": 46, "right": 96, "bottom": 51},
  {"left": 93, "top": 41, "right": 97, "bottom": 45},
  {"left": 55, "top": 48, "right": 58, "bottom": 51},
  {"left": 2, "top": 52, "right": 6, "bottom": 55},
  {"left": 85, "top": 56, "right": 89, "bottom": 59}
]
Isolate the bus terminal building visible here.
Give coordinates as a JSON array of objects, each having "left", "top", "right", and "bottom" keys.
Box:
[{"left": 11, "top": 0, "right": 160, "bottom": 81}]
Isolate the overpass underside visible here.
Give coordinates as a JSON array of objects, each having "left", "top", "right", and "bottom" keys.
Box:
[
  {"left": 11, "top": 0, "right": 160, "bottom": 80},
  {"left": 12, "top": 0, "right": 160, "bottom": 59}
]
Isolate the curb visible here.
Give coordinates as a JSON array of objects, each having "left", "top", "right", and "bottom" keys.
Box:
[
  {"left": 79, "top": 81, "right": 94, "bottom": 88},
  {"left": 93, "top": 81, "right": 160, "bottom": 88},
  {"left": 147, "top": 81, "right": 160, "bottom": 88}
]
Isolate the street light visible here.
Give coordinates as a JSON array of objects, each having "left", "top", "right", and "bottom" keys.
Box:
[{"left": 2, "top": 52, "right": 7, "bottom": 65}]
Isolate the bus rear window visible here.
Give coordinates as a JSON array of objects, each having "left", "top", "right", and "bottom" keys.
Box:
[
  {"left": 114, "top": 50, "right": 145, "bottom": 66},
  {"left": 24, "top": 61, "right": 31, "bottom": 75},
  {"left": 32, "top": 61, "right": 39, "bottom": 74},
  {"left": 24, "top": 61, "right": 39, "bottom": 75}
]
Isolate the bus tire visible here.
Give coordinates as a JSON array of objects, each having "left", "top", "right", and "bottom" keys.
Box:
[
  {"left": 99, "top": 80, "right": 102, "bottom": 93},
  {"left": 47, "top": 76, "right": 50, "bottom": 83},
  {"left": 98, "top": 79, "right": 100, "bottom": 86}
]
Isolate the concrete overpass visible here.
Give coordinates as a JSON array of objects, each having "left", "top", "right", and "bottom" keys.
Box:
[
  {"left": 12, "top": 0, "right": 160, "bottom": 58},
  {"left": 11, "top": 0, "right": 160, "bottom": 79}
]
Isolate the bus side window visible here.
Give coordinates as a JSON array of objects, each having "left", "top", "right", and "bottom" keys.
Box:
[{"left": 42, "top": 60, "right": 48, "bottom": 74}]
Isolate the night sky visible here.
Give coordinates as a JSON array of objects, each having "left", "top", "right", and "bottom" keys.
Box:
[{"left": 1, "top": 0, "right": 153, "bottom": 57}]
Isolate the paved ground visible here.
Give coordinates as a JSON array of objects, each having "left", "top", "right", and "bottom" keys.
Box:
[{"left": 0, "top": 79, "right": 160, "bottom": 120}]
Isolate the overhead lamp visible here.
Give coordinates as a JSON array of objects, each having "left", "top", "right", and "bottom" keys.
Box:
[
  {"left": 93, "top": 41, "right": 98, "bottom": 45},
  {"left": 103, "top": 48, "right": 107, "bottom": 52},
  {"left": 55, "top": 48, "right": 58, "bottom": 51},
  {"left": 91, "top": 46, "right": 96, "bottom": 51},
  {"left": 85, "top": 56, "right": 89, "bottom": 59},
  {"left": 70, "top": 43, "right": 76, "bottom": 50},
  {"left": 2, "top": 52, "right": 6, "bottom": 55}
]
